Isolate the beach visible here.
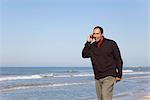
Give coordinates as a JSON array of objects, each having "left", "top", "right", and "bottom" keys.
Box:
[{"left": 0, "top": 66, "right": 150, "bottom": 100}]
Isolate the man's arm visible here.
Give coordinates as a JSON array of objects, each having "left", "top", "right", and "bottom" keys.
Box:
[
  {"left": 82, "top": 34, "right": 94, "bottom": 58},
  {"left": 82, "top": 41, "right": 91, "bottom": 58},
  {"left": 112, "top": 41, "right": 123, "bottom": 78}
]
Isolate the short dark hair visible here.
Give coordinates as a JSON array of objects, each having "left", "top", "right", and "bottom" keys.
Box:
[{"left": 93, "top": 26, "right": 103, "bottom": 34}]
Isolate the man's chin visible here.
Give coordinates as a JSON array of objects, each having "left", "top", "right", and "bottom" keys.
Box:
[{"left": 95, "top": 38, "right": 100, "bottom": 42}]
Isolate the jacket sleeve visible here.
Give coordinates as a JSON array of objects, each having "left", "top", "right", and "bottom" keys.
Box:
[
  {"left": 82, "top": 41, "right": 91, "bottom": 58},
  {"left": 112, "top": 41, "right": 123, "bottom": 78}
]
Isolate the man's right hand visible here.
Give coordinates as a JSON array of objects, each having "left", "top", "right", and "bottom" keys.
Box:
[
  {"left": 87, "top": 34, "right": 94, "bottom": 43},
  {"left": 115, "top": 77, "right": 123, "bottom": 83}
]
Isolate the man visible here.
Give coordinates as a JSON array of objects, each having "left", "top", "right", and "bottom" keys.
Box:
[{"left": 82, "top": 26, "right": 123, "bottom": 100}]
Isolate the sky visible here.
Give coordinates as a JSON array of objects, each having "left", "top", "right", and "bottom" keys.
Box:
[{"left": 1, "top": 0, "right": 150, "bottom": 67}]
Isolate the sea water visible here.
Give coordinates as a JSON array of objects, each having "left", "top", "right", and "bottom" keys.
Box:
[{"left": 0, "top": 66, "right": 150, "bottom": 100}]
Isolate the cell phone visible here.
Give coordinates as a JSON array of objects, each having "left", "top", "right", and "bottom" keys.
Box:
[{"left": 90, "top": 35, "right": 94, "bottom": 39}]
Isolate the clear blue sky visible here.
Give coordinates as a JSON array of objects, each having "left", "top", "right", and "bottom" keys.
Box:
[{"left": 1, "top": 0, "right": 149, "bottom": 67}]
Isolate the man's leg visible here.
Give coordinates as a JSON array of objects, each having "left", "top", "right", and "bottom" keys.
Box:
[
  {"left": 101, "top": 76, "right": 116, "bottom": 100},
  {"left": 95, "top": 79, "right": 102, "bottom": 100}
]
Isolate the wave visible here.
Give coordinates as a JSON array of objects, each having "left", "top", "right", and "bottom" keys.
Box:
[
  {"left": 128, "top": 66, "right": 144, "bottom": 68},
  {"left": 0, "top": 73, "right": 53, "bottom": 81},
  {"left": 0, "top": 73, "right": 94, "bottom": 81},
  {"left": 123, "top": 70, "right": 150, "bottom": 75},
  {"left": 123, "top": 71, "right": 150, "bottom": 75},
  {"left": 0, "top": 82, "right": 91, "bottom": 92},
  {"left": 72, "top": 73, "right": 94, "bottom": 77},
  {"left": 0, "top": 70, "right": 150, "bottom": 82},
  {"left": 123, "top": 70, "right": 133, "bottom": 73}
]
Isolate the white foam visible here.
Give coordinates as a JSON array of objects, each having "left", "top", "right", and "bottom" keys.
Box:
[
  {"left": 129, "top": 66, "right": 144, "bottom": 68},
  {"left": 54, "top": 73, "right": 94, "bottom": 77},
  {"left": 122, "top": 69, "right": 150, "bottom": 75},
  {"left": 0, "top": 75, "right": 41, "bottom": 81},
  {"left": 123, "top": 70, "right": 133, "bottom": 73},
  {"left": 123, "top": 72, "right": 150, "bottom": 75},
  {"left": 40, "top": 73, "right": 53, "bottom": 77},
  {"left": 73, "top": 73, "right": 94, "bottom": 77},
  {"left": 0, "top": 73, "right": 53, "bottom": 81}
]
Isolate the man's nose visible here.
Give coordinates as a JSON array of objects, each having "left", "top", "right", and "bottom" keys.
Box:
[{"left": 93, "top": 34, "right": 96, "bottom": 37}]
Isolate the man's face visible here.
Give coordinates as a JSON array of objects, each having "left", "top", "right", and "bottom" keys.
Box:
[{"left": 93, "top": 28, "right": 103, "bottom": 41}]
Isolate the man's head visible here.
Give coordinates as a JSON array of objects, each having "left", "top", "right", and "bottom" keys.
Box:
[{"left": 93, "top": 26, "right": 103, "bottom": 42}]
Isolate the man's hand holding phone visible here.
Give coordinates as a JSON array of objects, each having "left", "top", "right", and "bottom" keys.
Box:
[{"left": 87, "top": 34, "right": 94, "bottom": 43}]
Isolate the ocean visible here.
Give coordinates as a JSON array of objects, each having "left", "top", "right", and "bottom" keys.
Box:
[{"left": 0, "top": 66, "right": 150, "bottom": 100}]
